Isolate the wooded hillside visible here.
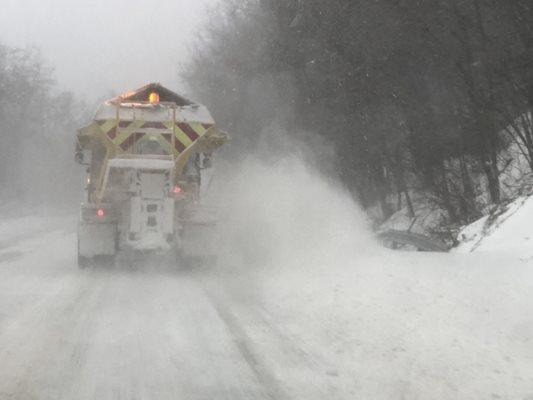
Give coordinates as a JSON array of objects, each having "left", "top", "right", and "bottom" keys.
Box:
[
  {"left": 0, "top": 45, "right": 86, "bottom": 206},
  {"left": 183, "top": 0, "right": 533, "bottom": 227}
]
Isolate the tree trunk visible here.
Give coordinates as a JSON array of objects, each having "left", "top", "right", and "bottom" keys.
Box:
[
  {"left": 404, "top": 189, "right": 415, "bottom": 219},
  {"left": 480, "top": 152, "right": 500, "bottom": 205}
]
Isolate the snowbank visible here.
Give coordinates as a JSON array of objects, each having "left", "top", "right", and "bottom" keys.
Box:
[{"left": 455, "top": 196, "right": 533, "bottom": 256}]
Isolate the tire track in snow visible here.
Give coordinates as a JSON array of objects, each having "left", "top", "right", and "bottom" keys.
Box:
[
  {"left": 201, "top": 286, "right": 290, "bottom": 400},
  {"left": 194, "top": 269, "right": 344, "bottom": 400}
]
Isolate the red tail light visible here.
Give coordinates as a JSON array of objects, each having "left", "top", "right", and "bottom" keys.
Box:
[
  {"left": 174, "top": 186, "right": 182, "bottom": 194},
  {"left": 96, "top": 208, "right": 105, "bottom": 217}
]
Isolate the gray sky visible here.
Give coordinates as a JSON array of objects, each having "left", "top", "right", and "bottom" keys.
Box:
[{"left": 0, "top": 0, "right": 219, "bottom": 100}]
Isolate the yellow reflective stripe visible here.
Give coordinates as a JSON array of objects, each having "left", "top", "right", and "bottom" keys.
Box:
[
  {"left": 98, "top": 120, "right": 116, "bottom": 135},
  {"left": 97, "top": 119, "right": 211, "bottom": 154},
  {"left": 174, "top": 126, "right": 194, "bottom": 147},
  {"left": 189, "top": 122, "right": 208, "bottom": 136},
  {"left": 115, "top": 131, "right": 132, "bottom": 145},
  {"left": 126, "top": 120, "right": 144, "bottom": 131}
]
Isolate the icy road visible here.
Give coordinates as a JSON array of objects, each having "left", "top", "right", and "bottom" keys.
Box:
[
  {"left": 0, "top": 218, "right": 288, "bottom": 400},
  {"left": 1, "top": 216, "right": 533, "bottom": 400}
]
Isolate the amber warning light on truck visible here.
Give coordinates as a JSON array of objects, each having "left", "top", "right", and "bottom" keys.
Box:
[{"left": 149, "top": 92, "right": 160, "bottom": 104}]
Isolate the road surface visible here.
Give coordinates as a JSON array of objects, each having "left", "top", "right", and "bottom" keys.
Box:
[
  {"left": 0, "top": 218, "right": 336, "bottom": 400},
  {"left": 1, "top": 217, "right": 533, "bottom": 400}
]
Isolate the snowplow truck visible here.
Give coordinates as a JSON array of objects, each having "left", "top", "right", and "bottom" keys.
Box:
[{"left": 75, "top": 83, "right": 229, "bottom": 267}]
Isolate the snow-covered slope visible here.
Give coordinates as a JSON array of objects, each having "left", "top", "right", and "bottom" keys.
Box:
[{"left": 455, "top": 196, "right": 533, "bottom": 256}]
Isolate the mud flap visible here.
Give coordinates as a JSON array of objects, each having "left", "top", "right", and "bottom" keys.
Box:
[{"left": 78, "top": 222, "right": 117, "bottom": 259}]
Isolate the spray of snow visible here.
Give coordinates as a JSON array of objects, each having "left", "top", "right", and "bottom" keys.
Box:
[{"left": 214, "top": 154, "right": 378, "bottom": 272}]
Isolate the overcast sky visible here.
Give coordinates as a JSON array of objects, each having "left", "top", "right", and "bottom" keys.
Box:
[{"left": 0, "top": 0, "right": 219, "bottom": 100}]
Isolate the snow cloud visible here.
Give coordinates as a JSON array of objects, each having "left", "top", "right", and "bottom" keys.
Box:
[{"left": 214, "top": 145, "right": 377, "bottom": 272}]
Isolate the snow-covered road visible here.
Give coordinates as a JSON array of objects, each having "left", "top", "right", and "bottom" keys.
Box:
[
  {"left": 0, "top": 219, "right": 289, "bottom": 400},
  {"left": 1, "top": 216, "right": 533, "bottom": 400}
]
